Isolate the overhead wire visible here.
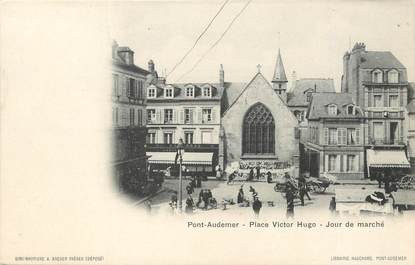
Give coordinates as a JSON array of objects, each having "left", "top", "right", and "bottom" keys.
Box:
[
  {"left": 166, "top": 0, "right": 230, "bottom": 78},
  {"left": 175, "top": 0, "right": 253, "bottom": 82}
]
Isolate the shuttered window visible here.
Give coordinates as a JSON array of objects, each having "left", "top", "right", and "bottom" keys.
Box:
[
  {"left": 324, "top": 128, "right": 329, "bottom": 145},
  {"left": 338, "top": 128, "right": 346, "bottom": 145},
  {"left": 355, "top": 128, "right": 360, "bottom": 144},
  {"left": 137, "top": 109, "right": 142, "bottom": 126},
  {"left": 329, "top": 128, "right": 337, "bottom": 145}
]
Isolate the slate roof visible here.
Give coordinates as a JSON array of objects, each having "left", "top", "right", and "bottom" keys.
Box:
[
  {"left": 147, "top": 82, "right": 225, "bottom": 101},
  {"left": 272, "top": 49, "right": 287, "bottom": 82},
  {"left": 223, "top": 82, "right": 246, "bottom": 107},
  {"left": 287, "top": 78, "right": 335, "bottom": 107},
  {"left": 307, "top": 93, "right": 364, "bottom": 120},
  {"left": 113, "top": 60, "right": 150, "bottom": 76},
  {"left": 408, "top": 82, "right": 415, "bottom": 101},
  {"left": 112, "top": 43, "right": 149, "bottom": 76},
  {"left": 359, "top": 51, "right": 405, "bottom": 69}
]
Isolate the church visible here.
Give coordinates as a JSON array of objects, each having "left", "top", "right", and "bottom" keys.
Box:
[
  {"left": 144, "top": 49, "right": 300, "bottom": 178},
  {"left": 220, "top": 50, "right": 300, "bottom": 176}
]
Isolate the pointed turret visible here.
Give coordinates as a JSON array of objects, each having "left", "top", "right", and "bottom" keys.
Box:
[{"left": 272, "top": 49, "right": 288, "bottom": 103}]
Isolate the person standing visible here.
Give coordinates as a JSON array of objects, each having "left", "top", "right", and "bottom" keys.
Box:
[
  {"left": 237, "top": 185, "right": 245, "bottom": 203},
  {"left": 196, "top": 175, "right": 201, "bottom": 188},
  {"left": 249, "top": 168, "right": 254, "bottom": 181},
  {"left": 329, "top": 197, "right": 336, "bottom": 215},
  {"left": 286, "top": 186, "right": 295, "bottom": 219},
  {"left": 266, "top": 171, "right": 272, "bottom": 183},
  {"left": 256, "top": 166, "right": 261, "bottom": 180},
  {"left": 215, "top": 164, "right": 222, "bottom": 180},
  {"left": 202, "top": 189, "right": 209, "bottom": 210},
  {"left": 252, "top": 197, "right": 262, "bottom": 217},
  {"left": 298, "top": 175, "right": 311, "bottom": 206},
  {"left": 186, "top": 183, "right": 194, "bottom": 196},
  {"left": 377, "top": 171, "right": 384, "bottom": 188},
  {"left": 185, "top": 196, "right": 194, "bottom": 214}
]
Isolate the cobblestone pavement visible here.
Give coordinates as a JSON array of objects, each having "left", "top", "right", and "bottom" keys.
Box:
[{"left": 144, "top": 179, "right": 339, "bottom": 218}]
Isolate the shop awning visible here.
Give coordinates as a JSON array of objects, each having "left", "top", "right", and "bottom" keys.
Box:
[
  {"left": 367, "top": 149, "right": 410, "bottom": 168},
  {"left": 147, "top": 152, "right": 213, "bottom": 165},
  {"left": 182, "top": 152, "right": 213, "bottom": 165},
  {"left": 147, "top": 152, "right": 176, "bottom": 164}
]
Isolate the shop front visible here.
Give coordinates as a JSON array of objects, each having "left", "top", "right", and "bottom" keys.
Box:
[
  {"left": 147, "top": 151, "right": 214, "bottom": 177},
  {"left": 366, "top": 149, "right": 411, "bottom": 179}
]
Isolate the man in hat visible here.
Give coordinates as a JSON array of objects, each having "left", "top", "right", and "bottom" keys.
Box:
[{"left": 252, "top": 196, "right": 262, "bottom": 217}]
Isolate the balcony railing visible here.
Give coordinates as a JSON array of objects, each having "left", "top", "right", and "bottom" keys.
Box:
[
  {"left": 146, "top": 143, "right": 219, "bottom": 152},
  {"left": 368, "top": 137, "right": 405, "bottom": 145}
]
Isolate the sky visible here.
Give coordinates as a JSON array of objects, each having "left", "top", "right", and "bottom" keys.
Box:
[{"left": 109, "top": 0, "right": 414, "bottom": 91}]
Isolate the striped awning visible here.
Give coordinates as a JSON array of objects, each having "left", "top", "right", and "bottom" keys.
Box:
[
  {"left": 147, "top": 152, "right": 213, "bottom": 165},
  {"left": 147, "top": 152, "right": 175, "bottom": 164},
  {"left": 367, "top": 149, "right": 410, "bottom": 168}
]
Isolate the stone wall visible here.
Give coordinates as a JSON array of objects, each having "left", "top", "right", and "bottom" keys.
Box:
[{"left": 221, "top": 73, "right": 299, "bottom": 167}]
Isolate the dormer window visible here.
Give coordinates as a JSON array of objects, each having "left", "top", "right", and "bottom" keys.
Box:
[
  {"left": 388, "top": 69, "right": 399, "bottom": 83},
  {"left": 328, "top": 104, "right": 337, "bottom": 116},
  {"left": 164, "top": 85, "right": 174, "bottom": 98},
  {"left": 372, "top": 69, "right": 383, "bottom": 83},
  {"left": 147, "top": 85, "right": 156, "bottom": 98},
  {"left": 185, "top": 86, "right": 194, "bottom": 97},
  {"left": 306, "top": 91, "right": 312, "bottom": 103},
  {"left": 202, "top": 86, "right": 211, "bottom": 97},
  {"left": 347, "top": 105, "right": 355, "bottom": 115}
]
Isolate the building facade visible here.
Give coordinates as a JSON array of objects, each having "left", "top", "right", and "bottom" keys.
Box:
[
  {"left": 221, "top": 53, "right": 299, "bottom": 176},
  {"left": 145, "top": 65, "right": 224, "bottom": 176},
  {"left": 406, "top": 96, "right": 415, "bottom": 169},
  {"left": 341, "top": 42, "right": 410, "bottom": 176},
  {"left": 111, "top": 41, "right": 149, "bottom": 193},
  {"left": 303, "top": 93, "right": 365, "bottom": 180}
]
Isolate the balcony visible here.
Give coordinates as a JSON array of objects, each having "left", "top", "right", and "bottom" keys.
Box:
[
  {"left": 368, "top": 137, "right": 405, "bottom": 146},
  {"left": 146, "top": 143, "right": 219, "bottom": 152},
  {"left": 362, "top": 81, "right": 408, "bottom": 86}
]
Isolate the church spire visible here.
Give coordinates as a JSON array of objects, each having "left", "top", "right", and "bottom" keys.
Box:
[
  {"left": 272, "top": 49, "right": 288, "bottom": 104},
  {"left": 272, "top": 49, "right": 288, "bottom": 83}
]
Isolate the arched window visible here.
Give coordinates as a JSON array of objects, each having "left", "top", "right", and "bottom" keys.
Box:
[
  {"left": 372, "top": 69, "right": 383, "bottom": 83},
  {"left": 388, "top": 69, "right": 399, "bottom": 83},
  {"left": 242, "top": 103, "right": 275, "bottom": 154}
]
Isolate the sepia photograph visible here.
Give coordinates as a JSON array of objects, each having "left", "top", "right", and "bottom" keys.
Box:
[
  {"left": 1, "top": 0, "right": 415, "bottom": 264},
  {"left": 110, "top": 0, "right": 415, "bottom": 220}
]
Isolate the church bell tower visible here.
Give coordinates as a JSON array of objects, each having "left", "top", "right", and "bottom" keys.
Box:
[{"left": 271, "top": 49, "right": 288, "bottom": 103}]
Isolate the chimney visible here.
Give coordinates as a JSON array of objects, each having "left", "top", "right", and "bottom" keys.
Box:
[
  {"left": 291, "top": 71, "right": 297, "bottom": 91},
  {"left": 112, "top": 40, "right": 119, "bottom": 59},
  {"left": 118, "top": 47, "right": 134, "bottom": 65},
  {"left": 158, "top": 76, "right": 166, "bottom": 86},
  {"left": 219, "top": 64, "right": 224, "bottom": 87},
  {"left": 148, "top": 60, "right": 155, "bottom": 73}
]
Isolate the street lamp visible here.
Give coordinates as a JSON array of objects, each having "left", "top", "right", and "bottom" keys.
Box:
[{"left": 177, "top": 138, "right": 184, "bottom": 212}]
